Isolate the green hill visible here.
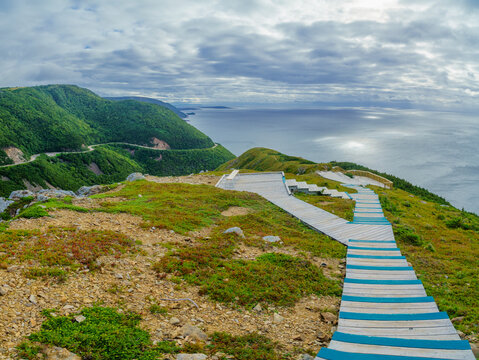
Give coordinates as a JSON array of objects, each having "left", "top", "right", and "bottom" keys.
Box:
[
  {"left": 0, "top": 85, "right": 214, "bottom": 164},
  {"left": 105, "top": 96, "right": 187, "bottom": 118}
]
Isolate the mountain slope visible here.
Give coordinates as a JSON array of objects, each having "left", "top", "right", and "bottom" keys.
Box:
[
  {"left": 105, "top": 96, "right": 187, "bottom": 118},
  {"left": 0, "top": 85, "right": 213, "bottom": 164}
]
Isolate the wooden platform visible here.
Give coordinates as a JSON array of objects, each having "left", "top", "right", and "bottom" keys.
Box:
[{"left": 216, "top": 171, "right": 475, "bottom": 360}]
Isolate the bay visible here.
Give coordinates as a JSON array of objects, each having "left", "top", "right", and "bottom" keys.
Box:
[{"left": 188, "top": 107, "right": 479, "bottom": 214}]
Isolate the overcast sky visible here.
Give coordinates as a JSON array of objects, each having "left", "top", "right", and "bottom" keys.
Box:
[{"left": 1, "top": 0, "right": 478, "bottom": 107}]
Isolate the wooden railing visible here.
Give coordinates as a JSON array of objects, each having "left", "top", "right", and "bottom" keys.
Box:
[{"left": 346, "top": 170, "right": 393, "bottom": 189}]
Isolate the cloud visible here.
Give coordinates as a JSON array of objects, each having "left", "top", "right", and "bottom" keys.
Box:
[{"left": 0, "top": 0, "right": 478, "bottom": 106}]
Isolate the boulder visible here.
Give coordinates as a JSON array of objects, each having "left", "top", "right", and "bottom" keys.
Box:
[
  {"left": 181, "top": 323, "right": 208, "bottom": 342},
  {"left": 253, "top": 303, "right": 262, "bottom": 312},
  {"left": 76, "top": 185, "right": 103, "bottom": 197},
  {"left": 263, "top": 235, "right": 282, "bottom": 243},
  {"left": 126, "top": 173, "right": 145, "bottom": 182},
  {"left": 273, "top": 313, "right": 284, "bottom": 324},
  {"left": 0, "top": 197, "right": 13, "bottom": 213},
  {"left": 42, "top": 346, "right": 81, "bottom": 360},
  {"left": 176, "top": 354, "right": 207, "bottom": 360},
  {"left": 298, "top": 354, "right": 314, "bottom": 360},
  {"left": 321, "top": 312, "right": 337, "bottom": 324},
  {"left": 37, "top": 189, "right": 77, "bottom": 199},
  {"left": 8, "top": 189, "right": 34, "bottom": 200},
  {"left": 223, "top": 227, "right": 245, "bottom": 238}
]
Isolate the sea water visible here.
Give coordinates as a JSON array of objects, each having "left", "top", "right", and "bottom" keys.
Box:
[{"left": 188, "top": 107, "right": 479, "bottom": 214}]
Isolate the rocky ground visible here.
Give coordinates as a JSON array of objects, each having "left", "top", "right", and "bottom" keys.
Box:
[{"left": 0, "top": 174, "right": 342, "bottom": 359}]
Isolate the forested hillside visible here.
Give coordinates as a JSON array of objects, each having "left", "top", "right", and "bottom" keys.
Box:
[
  {"left": 0, "top": 144, "right": 234, "bottom": 196},
  {"left": 0, "top": 85, "right": 214, "bottom": 164}
]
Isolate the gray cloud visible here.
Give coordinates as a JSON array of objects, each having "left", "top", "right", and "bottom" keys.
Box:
[{"left": 0, "top": 0, "right": 478, "bottom": 107}]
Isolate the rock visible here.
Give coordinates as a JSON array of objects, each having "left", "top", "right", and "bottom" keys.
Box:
[
  {"left": 76, "top": 185, "right": 103, "bottom": 197},
  {"left": 452, "top": 316, "right": 464, "bottom": 323},
  {"left": 262, "top": 235, "right": 282, "bottom": 243},
  {"left": 176, "top": 354, "right": 207, "bottom": 360},
  {"left": 293, "top": 334, "right": 303, "bottom": 341},
  {"left": 253, "top": 303, "right": 262, "bottom": 312},
  {"left": 29, "top": 294, "right": 37, "bottom": 305},
  {"left": 36, "top": 189, "right": 77, "bottom": 199},
  {"left": 273, "top": 313, "right": 284, "bottom": 324},
  {"left": 170, "top": 317, "right": 181, "bottom": 326},
  {"left": 0, "top": 197, "right": 14, "bottom": 213},
  {"left": 321, "top": 312, "right": 336, "bottom": 324},
  {"left": 181, "top": 323, "right": 208, "bottom": 342},
  {"left": 223, "top": 227, "right": 245, "bottom": 238},
  {"left": 298, "top": 354, "right": 314, "bottom": 360},
  {"left": 8, "top": 190, "right": 34, "bottom": 200},
  {"left": 62, "top": 305, "right": 75, "bottom": 311},
  {"left": 74, "top": 315, "right": 86, "bottom": 323},
  {"left": 0, "top": 286, "right": 8, "bottom": 296},
  {"left": 316, "top": 330, "right": 329, "bottom": 341},
  {"left": 7, "top": 265, "right": 19, "bottom": 272},
  {"left": 42, "top": 346, "right": 81, "bottom": 360},
  {"left": 126, "top": 173, "right": 146, "bottom": 182}
]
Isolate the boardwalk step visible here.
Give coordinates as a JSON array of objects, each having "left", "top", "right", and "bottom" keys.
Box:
[
  {"left": 331, "top": 332, "right": 471, "bottom": 350},
  {"left": 316, "top": 348, "right": 472, "bottom": 360},
  {"left": 341, "top": 296, "right": 434, "bottom": 303},
  {"left": 339, "top": 312, "right": 449, "bottom": 321}
]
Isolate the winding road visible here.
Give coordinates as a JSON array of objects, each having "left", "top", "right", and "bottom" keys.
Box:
[{"left": 0, "top": 142, "right": 218, "bottom": 168}]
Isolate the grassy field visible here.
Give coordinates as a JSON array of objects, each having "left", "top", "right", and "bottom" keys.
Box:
[
  {"left": 376, "top": 185, "right": 479, "bottom": 335},
  {"left": 93, "top": 181, "right": 345, "bottom": 307},
  {"left": 295, "top": 193, "right": 355, "bottom": 221}
]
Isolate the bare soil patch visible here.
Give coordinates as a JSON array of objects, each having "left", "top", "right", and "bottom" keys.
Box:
[{"left": 221, "top": 206, "right": 252, "bottom": 217}]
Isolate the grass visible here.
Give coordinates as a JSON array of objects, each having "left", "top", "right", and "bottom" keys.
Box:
[
  {"left": 377, "top": 186, "right": 479, "bottom": 334},
  {"left": 93, "top": 181, "right": 346, "bottom": 259},
  {"left": 93, "top": 181, "right": 266, "bottom": 234},
  {"left": 17, "top": 307, "right": 180, "bottom": 360},
  {"left": 154, "top": 230, "right": 342, "bottom": 307},
  {"left": 24, "top": 267, "right": 67, "bottom": 282},
  {"left": 148, "top": 304, "right": 168, "bottom": 315},
  {"left": 0, "top": 227, "right": 136, "bottom": 272},
  {"left": 295, "top": 193, "right": 354, "bottom": 221}
]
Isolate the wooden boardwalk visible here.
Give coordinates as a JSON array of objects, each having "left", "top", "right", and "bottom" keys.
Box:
[{"left": 216, "top": 171, "right": 475, "bottom": 360}]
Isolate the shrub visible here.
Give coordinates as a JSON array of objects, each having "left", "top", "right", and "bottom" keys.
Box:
[
  {"left": 394, "top": 225, "right": 424, "bottom": 246},
  {"left": 20, "top": 307, "right": 180, "bottom": 360}
]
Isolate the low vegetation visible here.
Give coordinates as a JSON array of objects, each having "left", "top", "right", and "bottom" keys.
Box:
[
  {"left": 378, "top": 186, "right": 479, "bottom": 334},
  {"left": 295, "top": 193, "right": 354, "bottom": 221},
  {"left": 18, "top": 306, "right": 290, "bottom": 360},
  {"left": 0, "top": 227, "right": 136, "bottom": 274},
  {"left": 17, "top": 307, "right": 180, "bottom": 360}
]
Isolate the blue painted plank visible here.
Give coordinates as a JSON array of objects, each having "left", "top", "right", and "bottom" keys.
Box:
[
  {"left": 317, "top": 348, "right": 464, "bottom": 360},
  {"left": 348, "top": 246, "right": 399, "bottom": 251},
  {"left": 339, "top": 311, "right": 449, "bottom": 321},
  {"left": 348, "top": 240, "right": 396, "bottom": 243},
  {"left": 347, "top": 254, "right": 405, "bottom": 259},
  {"left": 353, "top": 217, "right": 389, "bottom": 222},
  {"left": 332, "top": 332, "right": 471, "bottom": 350},
  {"left": 341, "top": 295, "right": 434, "bottom": 303},
  {"left": 347, "top": 265, "right": 413, "bottom": 271},
  {"left": 344, "top": 279, "right": 422, "bottom": 285}
]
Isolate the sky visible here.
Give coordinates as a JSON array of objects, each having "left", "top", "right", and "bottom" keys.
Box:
[{"left": 1, "top": 0, "right": 478, "bottom": 107}]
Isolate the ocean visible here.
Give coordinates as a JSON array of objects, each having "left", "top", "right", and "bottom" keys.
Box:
[{"left": 187, "top": 107, "right": 479, "bottom": 214}]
